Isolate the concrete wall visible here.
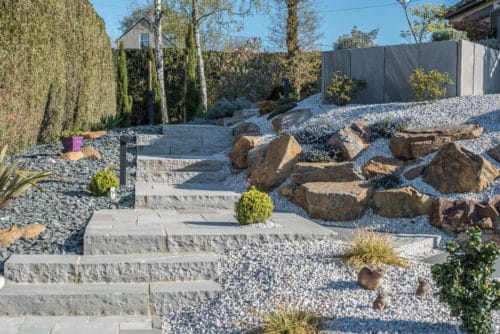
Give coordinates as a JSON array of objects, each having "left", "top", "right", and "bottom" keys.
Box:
[{"left": 322, "top": 40, "right": 500, "bottom": 104}]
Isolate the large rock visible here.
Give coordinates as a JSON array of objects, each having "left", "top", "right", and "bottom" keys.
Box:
[
  {"left": 372, "top": 186, "right": 433, "bottom": 218},
  {"left": 292, "top": 181, "right": 373, "bottom": 221},
  {"left": 362, "top": 156, "right": 405, "bottom": 178},
  {"left": 430, "top": 198, "right": 499, "bottom": 232},
  {"left": 228, "top": 135, "right": 262, "bottom": 169},
  {"left": 233, "top": 122, "right": 261, "bottom": 138},
  {"left": 423, "top": 143, "right": 499, "bottom": 193},
  {"left": 82, "top": 147, "right": 101, "bottom": 160},
  {"left": 271, "top": 108, "right": 312, "bottom": 133},
  {"left": 249, "top": 135, "right": 302, "bottom": 190},
  {"left": 403, "top": 165, "right": 425, "bottom": 180},
  {"left": 389, "top": 124, "right": 484, "bottom": 159},
  {"left": 290, "top": 162, "right": 364, "bottom": 184},
  {"left": 327, "top": 121, "right": 371, "bottom": 160},
  {"left": 487, "top": 144, "right": 500, "bottom": 163}
]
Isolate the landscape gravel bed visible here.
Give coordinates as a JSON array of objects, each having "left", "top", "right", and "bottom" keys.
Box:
[
  {"left": 162, "top": 239, "right": 499, "bottom": 333},
  {"left": 0, "top": 125, "right": 161, "bottom": 274}
]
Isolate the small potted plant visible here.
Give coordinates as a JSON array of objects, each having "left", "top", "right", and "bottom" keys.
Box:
[{"left": 60, "top": 130, "right": 85, "bottom": 152}]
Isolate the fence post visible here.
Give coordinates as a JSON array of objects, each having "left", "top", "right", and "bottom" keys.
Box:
[{"left": 119, "top": 135, "right": 127, "bottom": 186}]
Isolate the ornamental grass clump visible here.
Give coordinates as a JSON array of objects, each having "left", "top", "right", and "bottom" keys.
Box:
[
  {"left": 88, "top": 168, "right": 119, "bottom": 197},
  {"left": 235, "top": 186, "right": 273, "bottom": 225},
  {"left": 342, "top": 228, "right": 408, "bottom": 269},
  {"left": 0, "top": 145, "right": 52, "bottom": 210},
  {"left": 431, "top": 227, "right": 499, "bottom": 334}
]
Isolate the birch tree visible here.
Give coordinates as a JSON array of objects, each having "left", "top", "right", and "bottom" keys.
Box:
[{"left": 153, "top": 0, "right": 169, "bottom": 123}]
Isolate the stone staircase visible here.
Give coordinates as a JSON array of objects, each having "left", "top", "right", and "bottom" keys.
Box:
[{"left": 0, "top": 124, "right": 339, "bottom": 333}]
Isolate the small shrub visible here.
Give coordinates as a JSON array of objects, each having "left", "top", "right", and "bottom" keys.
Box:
[
  {"left": 235, "top": 186, "right": 273, "bottom": 225},
  {"left": 0, "top": 145, "right": 52, "bottom": 210},
  {"left": 233, "top": 97, "right": 252, "bottom": 110},
  {"left": 288, "top": 121, "right": 337, "bottom": 146},
  {"left": 325, "top": 71, "right": 367, "bottom": 106},
  {"left": 303, "top": 149, "right": 332, "bottom": 162},
  {"left": 431, "top": 28, "right": 468, "bottom": 41},
  {"left": 258, "top": 100, "right": 278, "bottom": 116},
  {"left": 60, "top": 130, "right": 85, "bottom": 138},
  {"left": 371, "top": 118, "right": 411, "bottom": 139},
  {"left": 453, "top": 16, "right": 491, "bottom": 42},
  {"left": 409, "top": 68, "right": 453, "bottom": 102},
  {"left": 342, "top": 228, "right": 408, "bottom": 269},
  {"left": 431, "top": 227, "right": 500, "bottom": 334},
  {"left": 371, "top": 174, "right": 402, "bottom": 190},
  {"left": 208, "top": 97, "right": 251, "bottom": 119},
  {"left": 88, "top": 169, "right": 119, "bottom": 197}
]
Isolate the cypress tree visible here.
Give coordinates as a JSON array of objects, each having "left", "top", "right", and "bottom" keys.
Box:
[
  {"left": 148, "top": 47, "right": 162, "bottom": 124},
  {"left": 184, "top": 23, "right": 200, "bottom": 120},
  {"left": 118, "top": 42, "right": 132, "bottom": 127}
]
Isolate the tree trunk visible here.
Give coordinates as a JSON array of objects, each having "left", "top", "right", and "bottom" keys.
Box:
[
  {"left": 192, "top": 0, "right": 208, "bottom": 115},
  {"left": 153, "top": 0, "right": 169, "bottom": 123},
  {"left": 399, "top": 0, "right": 418, "bottom": 44},
  {"left": 286, "top": 0, "right": 300, "bottom": 97}
]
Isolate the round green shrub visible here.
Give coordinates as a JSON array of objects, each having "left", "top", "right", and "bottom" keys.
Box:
[
  {"left": 235, "top": 186, "right": 274, "bottom": 225},
  {"left": 88, "top": 169, "right": 119, "bottom": 197}
]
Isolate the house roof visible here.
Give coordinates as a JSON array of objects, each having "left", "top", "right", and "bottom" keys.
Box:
[
  {"left": 445, "top": 0, "right": 493, "bottom": 19},
  {"left": 115, "top": 17, "right": 151, "bottom": 42}
]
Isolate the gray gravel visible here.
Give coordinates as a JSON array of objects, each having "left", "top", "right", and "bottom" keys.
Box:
[
  {"left": 162, "top": 239, "right": 500, "bottom": 333},
  {"left": 0, "top": 125, "right": 161, "bottom": 274}
]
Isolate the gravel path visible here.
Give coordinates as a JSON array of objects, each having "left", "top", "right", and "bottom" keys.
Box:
[
  {"left": 0, "top": 126, "right": 161, "bottom": 274},
  {"left": 162, "top": 239, "right": 500, "bottom": 334}
]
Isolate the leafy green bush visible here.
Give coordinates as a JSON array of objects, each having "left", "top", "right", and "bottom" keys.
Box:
[
  {"left": 207, "top": 97, "right": 251, "bottom": 119},
  {"left": 371, "top": 118, "right": 411, "bottom": 139},
  {"left": 371, "top": 174, "right": 402, "bottom": 190},
  {"left": 235, "top": 186, "right": 274, "bottom": 225},
  {"left": 303, "top": 149, "right": 333, "bottom": 162},
  {"left": 88, "top": 169, "right": 119, "bottom": 197},
  {"left": 334, "top": 26, "right": 379, "bottom": 50},
  {"left": 431, "top": 227, "right": 499, "bottom": 334},
  {"left": 409, "top": 68, "right": 454, "bottom": 102},
  {"left": 325, "top": 71, "right": 367, "bottom": 106},
  {"left": 258, "top": 100, "right": 278, "bottom": 116},
  {"left": 431, "top": 28, "right": 468, "bottom": 41},
  {"left": 60, "top": 130, "right": 85, "bottom": 138}
]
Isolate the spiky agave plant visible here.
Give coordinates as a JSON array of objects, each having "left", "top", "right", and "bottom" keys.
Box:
[{"left": 0, "top": 145, "right": 52, "bottom": 210}]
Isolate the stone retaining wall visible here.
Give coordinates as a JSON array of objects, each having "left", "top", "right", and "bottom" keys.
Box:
[{"left": 322, "top": 40, "right": 500, "bottom": 104}]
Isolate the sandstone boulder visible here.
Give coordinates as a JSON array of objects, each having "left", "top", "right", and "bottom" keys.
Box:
[
  {"left": 487, "top": 144, "right": 500, "bottom": 163},
  {"left": 423, "top": 143, "right": 499, "bottom": 193},
  {"left": 290, "top": 162, "right": 364, "bottom": 185},
  {"left": 249, "top": 135, "right": 302, "bottom": 190},
  {"left": 0, "top": 224, "right": 46, "bottom": 247},
  {"left": 362, "top": 156, "right": 405, "bottom": 178},
  {"left": 82, "top": 131, "right": 106, "bottom": 140},
  {"left": 389, "top": 124, "right": 484, "bottom": 159},
  {"left": 233, "top": 122, "right": 261, "bottom": 138},
  {"left": 82, "top": 147, "right": 101, "bottom": 160},
  {"left": 403, "top": 165, "right": 425, "bottom": 180},
  {"left": 292, "top": 181, "right": 373, "bottom": 221},
  {"left": 430, "top": 198, "right": 500, "bottom": 232},
  {"left": 327, "top": 121, "right": 371, "bottom": 160},
  {"left": 371, "top": 186, "right": 433, "bottom": 218},
  {"left": 271, "top": 109, "right": 312, "bottom": 133},
  {"left": 229, "top": 135, "right": 262, "bottom": 169},
  {"left": 59, "top": 151, "right": 85, "bottom": 161}
]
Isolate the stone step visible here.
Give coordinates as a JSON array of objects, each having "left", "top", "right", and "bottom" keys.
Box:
[
  {"left": 5, "top": 252, "right": 218, "bottom": 284},
  {"left": 137, "top": 155, "right": 224, "bottom": 172},
  {"left": 0, "top": 280, "right": 222, "bottom": 316},
  {"left": 135, "top": 183, "right": 241, "bottom": 210},
  {"left": 84, "top": 209, "right": 338, "bottom": 254},
  {"left": 136, "top": 170, "right": 228, "bottom": 184}
]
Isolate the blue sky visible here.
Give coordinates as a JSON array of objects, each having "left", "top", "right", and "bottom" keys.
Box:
[{"left": 89, "top": 0, "right": 458, "bottom": 50}]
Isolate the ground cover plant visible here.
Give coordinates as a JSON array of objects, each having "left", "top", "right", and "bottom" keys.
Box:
[
  {"left": 371, "top": 118, "right": 411, "bottom": 139},
  {"left": 371, "top": 174, "right": 403, "bottom": 190}
]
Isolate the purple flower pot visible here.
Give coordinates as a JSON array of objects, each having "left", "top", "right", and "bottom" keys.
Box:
[{"left": 60, "top": 136, "right": 84, "bottom": 152}]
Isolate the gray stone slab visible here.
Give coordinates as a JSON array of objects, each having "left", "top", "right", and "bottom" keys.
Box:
[
  {"left": 419, "top": 41, "right": 458, "bottom": 97},
  {"left": 79, "top": 252, "right": 218, "bottom": 283},
  {"left": 483, "top": 46, "right": 500, "bottom": 94},
  {"left": 49, "top": 317, "right": 90, "bottom": 334},
  {"left": 0, "top": 283, "right": 149, "bottom": 316},
  {"left": 137, "top": 155, "right": 224, "bottom": 172},
  {"left": 149, "top": 280, "right": 222, "bottom": 314},
  {"left": 322, "top": 50, "right": 351, "bottom": 102},
  {"left": 350, "top": 46, "right": 385, "bottom": 104},
  {"left": 5, "top": 255, "right": 79, "bottom": 283},
  {"left": 136, "top": 171, "right": 227, "bottom": 184},
  {"left": 384, "top": 44, "right": 419, "bottom": 102},
  {"left": 0, "top": 317, "right": 24, "bottom": 334},
  {"left": 459, "top": 40, "right": 475, "bottom": 96},
  {"left": 474, "top": 44, "right": 485, "bottom": 95},
  {"left": 159, "top": 125, "right": 233, "bottom": 155},
  {"left": 18, "top": 317, "right": 55, "bottom": 334},
  {"left": 134, "top": 182, "right": 241, "bottom": 210}
]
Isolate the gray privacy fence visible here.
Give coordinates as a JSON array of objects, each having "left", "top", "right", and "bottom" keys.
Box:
[{"left": 322, "top": 40, "right": 500, "bottom": 104}]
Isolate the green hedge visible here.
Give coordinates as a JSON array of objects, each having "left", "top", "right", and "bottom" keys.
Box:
[
  {"left": 0, "top": 0, "right": 116, "bottom": 152},
  {"left": 120, "top": 49, "right": 321, "bottom": 124}
]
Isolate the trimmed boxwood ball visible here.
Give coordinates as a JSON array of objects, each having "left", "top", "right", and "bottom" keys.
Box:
[
  {"left": 235, "top": 186, "right": 274, "bottom": 225},
  {"left": 89, "top": 169, "right": 119, "bottom": 197}
]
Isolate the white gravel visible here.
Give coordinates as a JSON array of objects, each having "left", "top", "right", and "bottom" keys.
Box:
[{"left": 162, "top": 239, "right": 500, "bottom": 333}]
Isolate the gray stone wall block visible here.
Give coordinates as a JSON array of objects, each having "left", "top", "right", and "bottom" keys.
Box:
[
  {"left": 459, "top": 40, "right": 475, "bottom": 96},
  {"left": 418, "top": 41, "right": 458, "bottom": 97},
  {"left": 350, "top": 47, "right": 385, "bottom": 104},
  {"left": 474, "top": 44, "right": 485, "bottom": 95},
  {"left": 483, "top": 46, "right": 500, "bottom": 93},
  {"left": 322, "top": 50, "right": 351, "bottom": 102},
  {"left": 384, "top": 44, "right": 419, "bottom": 102}
]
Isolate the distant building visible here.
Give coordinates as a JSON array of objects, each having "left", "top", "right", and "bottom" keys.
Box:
[
  {"left": 446, "top": 0, "right": 500, "bottom": 39},
  {"left": 115, "top": 18, "right": 173, "bottom": 49}
]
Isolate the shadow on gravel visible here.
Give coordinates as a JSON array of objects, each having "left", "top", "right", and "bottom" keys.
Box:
[
  {"left": 323, "top": 280, "right": 360, "bottom": 291},
  {"left": 466, "top": 109, "right": 500, "bottom": 132},
  {"left": 325, "top": 317, "right": 455, "bottom": 333}
]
